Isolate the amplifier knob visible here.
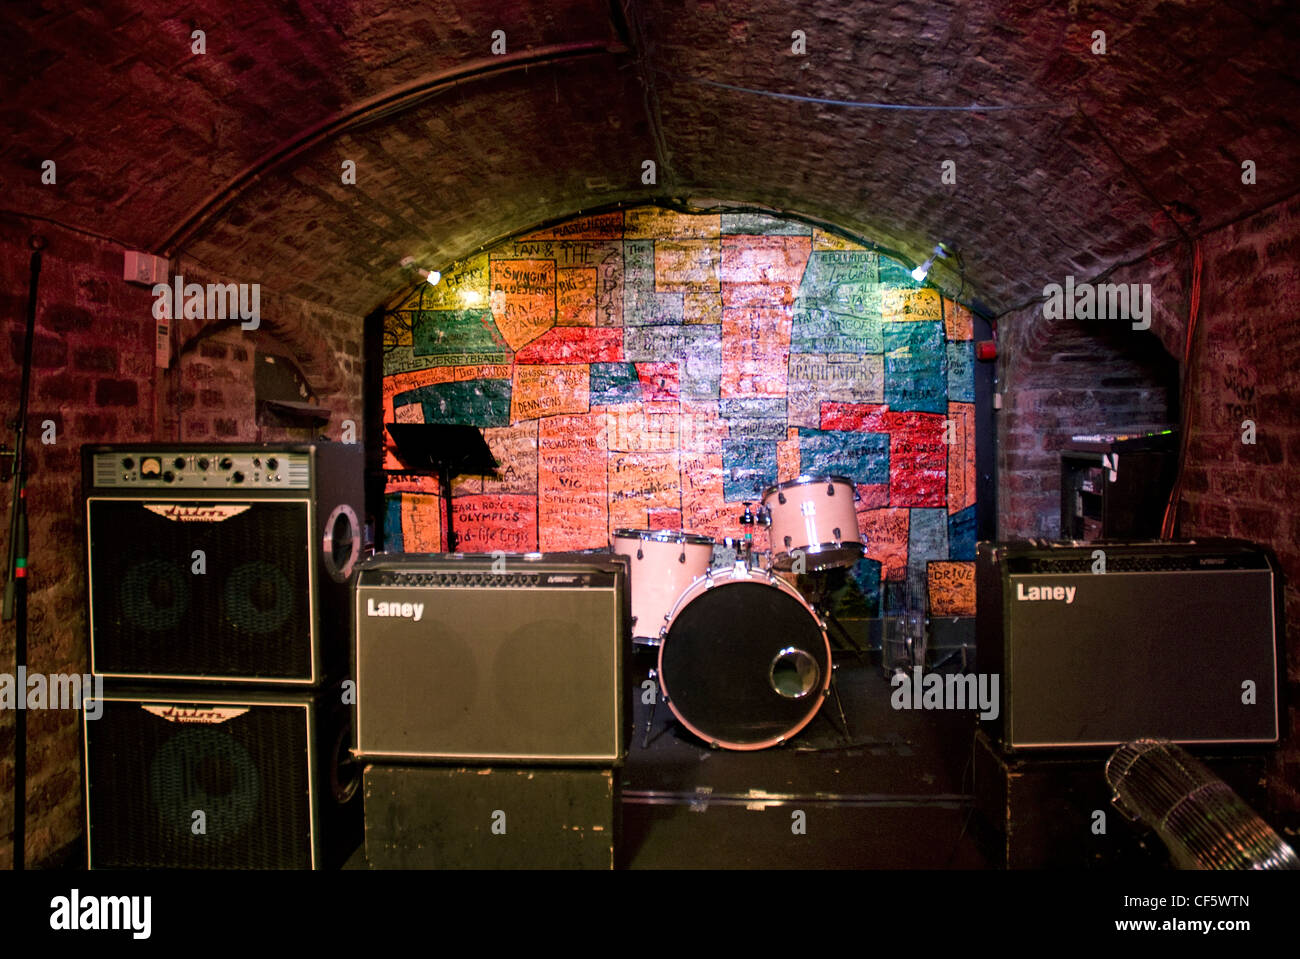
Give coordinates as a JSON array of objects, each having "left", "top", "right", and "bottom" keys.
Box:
[
  {"left": 219, "top": 457, "right": 234, "bottom": 471},
  {"left": 121, "top": 457, "right": 134, "bottom": 470},
  {"left": 197, "top": 457, "right": 209, "bottom": 470},
  {"left": 173, "top": 457, "right": 186, "bottom": 470},
  {"left": 267, "top": 457, "right": 279, "bottom": 471},
  {"left": 232, "top": 471, "right": 245, "bottom": 483},
  {"left": 163, "top": 471, "right": 175, "bottom": 483}
]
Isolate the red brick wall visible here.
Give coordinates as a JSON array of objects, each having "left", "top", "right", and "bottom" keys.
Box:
[
  {"left": 996, "top": 193, "right": 1300, "bottom": 810},
  {"left": 0, "top": 220, "right": 363, "bottom": 867},
  {"left": 1179, "top": 197, "right": 1300, "bottom": 807},
  {"left": 0, "top": 217, "right": 156, "bottom": 867},
  {"left": 995, "top": 304, "right": 1180, "bottom": 538},
  {"left": 169, "top": 257, "right": 364, "bottom": 445}
]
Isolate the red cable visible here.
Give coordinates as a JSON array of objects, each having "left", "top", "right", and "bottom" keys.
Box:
[{"left": 1161, "top": 242, "right": 1202, "bottom": 538}]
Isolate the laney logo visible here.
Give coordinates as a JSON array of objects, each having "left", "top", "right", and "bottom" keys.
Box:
[
  {"left": 1042, "top": 276, "right": 1151, "bottom": 330},
  {"left": 152, "top": 274, "right": 260, "bottom": 330},
  {"left": 1016, "top": 583, "right": 1077, "bottom": 603},
  {"left": 50, "top": 890, "right": 151, "bottom": 939},
  {"left": 366, "top": 598, "right": 425, "bottom": 621}
]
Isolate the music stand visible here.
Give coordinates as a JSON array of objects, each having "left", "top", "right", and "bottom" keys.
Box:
[{"left": 386, "top": 423, "right": 498, "bottom": 553}]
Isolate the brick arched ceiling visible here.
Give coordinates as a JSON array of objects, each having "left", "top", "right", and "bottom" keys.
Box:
[{"left": 4, "top": 0, "right": 1297, "bottom": 319}]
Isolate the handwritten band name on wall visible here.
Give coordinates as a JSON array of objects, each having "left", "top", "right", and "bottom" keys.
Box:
[{"left": 382, "top": 208, "right": 976, "bottom": 616}]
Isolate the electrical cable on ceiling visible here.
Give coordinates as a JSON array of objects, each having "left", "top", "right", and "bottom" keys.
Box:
[{"left": 652, "top": 68, "right": 1061, "bottom": 112}]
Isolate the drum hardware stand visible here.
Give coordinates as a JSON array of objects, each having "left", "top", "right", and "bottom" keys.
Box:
[
  {"left": 738, "top": 502, "right": 756, "bottom": 567},
  {"left": 824, "top": 666, "right": 853, "bottom": 741},
  {"left": 799, "top": 569, "right": 872, "bottom": 668},
  {"left": 641, "top": 667, "right": 671, "bottom": 749}
]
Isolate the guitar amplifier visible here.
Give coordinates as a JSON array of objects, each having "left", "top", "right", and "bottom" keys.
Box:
[
  {"left": 83, "top": 443, "right": 362, "bottom": 684},
  {"left": 976, "top": 539, "right": 1283, "bottom": 750},
  {"left": 84, "top": 683, "right": 361, "bottom": 869},
  {"left": 354, "top": 552, "right": 630, "bottom": 763}
]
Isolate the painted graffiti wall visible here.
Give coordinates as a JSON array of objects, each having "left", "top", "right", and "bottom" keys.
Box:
[{"left": 381, "top": 207, "right": 977, "bottom": 616}]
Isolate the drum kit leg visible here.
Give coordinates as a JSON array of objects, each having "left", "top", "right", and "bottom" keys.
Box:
[{"left": 612, "top": 475, "right": 869, "bottom": 753}]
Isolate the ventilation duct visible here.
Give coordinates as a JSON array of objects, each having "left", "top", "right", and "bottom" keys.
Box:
[{"left": 1105, "top": 739, "right": 1298, "bottom": 870}]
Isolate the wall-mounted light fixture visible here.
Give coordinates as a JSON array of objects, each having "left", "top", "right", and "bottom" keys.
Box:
[
  {"left": 910, "top": 242, "right": 950, "bottom": 283},
  {"left": 399, "top": 256, "right": 441, "bottom": 286}
]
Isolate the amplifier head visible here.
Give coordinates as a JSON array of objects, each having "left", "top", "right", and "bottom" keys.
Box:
[{"left": 83, "top": 443, "right": 363, "bottom": 684}]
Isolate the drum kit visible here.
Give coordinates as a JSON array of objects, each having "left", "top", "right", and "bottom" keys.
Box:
[{"left": 613, "top": 474, "right": 865, "bottom": 751}]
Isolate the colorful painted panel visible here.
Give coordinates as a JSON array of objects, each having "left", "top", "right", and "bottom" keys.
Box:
[{"left": 382, "top": 207, "right": 979, "bottom": 615}]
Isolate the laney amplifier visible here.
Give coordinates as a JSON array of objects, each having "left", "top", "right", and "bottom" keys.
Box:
[
  {"left": 976, "top": 539, "right": 1282, "bottom": 749},
  {"left": 84, "top": 443, "right": 363, "bottom": 684},
  {"left": 84, "top": 683, "right": 361, "bottom": 869},
  {"left": 354, "top": 552, "right": 630, "bottom": 763}
]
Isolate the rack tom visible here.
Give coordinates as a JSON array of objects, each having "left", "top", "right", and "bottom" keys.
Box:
[{"left": 762, "top": 475, "right": 864, "bottom": 572}]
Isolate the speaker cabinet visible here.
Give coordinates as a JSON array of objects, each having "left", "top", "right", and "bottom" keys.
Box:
[
  {"left": 84, "top": 443, "right": 363, "bottom": 684},
  {"left": 363, "top": 764, "right": 616, "bottom": 869},
  {"left": 971, "top": 730, "right": 1271, "bottom": 868},
  {"left": 976, "top": 539, "right": 1283, "bottom": 750},
  {"left": 354, "top": 553, "right": 629, "bottom": 763},
  {"left": 84, "top": 684, "right": 361, "bottom": 869}
]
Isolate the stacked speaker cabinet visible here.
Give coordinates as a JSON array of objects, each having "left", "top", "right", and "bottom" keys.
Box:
[
  {"left": 354, "top": 552, "right": 630, "bottom": 869},
  {"left": 81, "top": 442, "right": 365, "bottom": 869}
]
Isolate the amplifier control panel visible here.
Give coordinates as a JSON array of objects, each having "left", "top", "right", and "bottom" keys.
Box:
[{"left": 91, "top": 450, "right": 312, "bottom": 489}]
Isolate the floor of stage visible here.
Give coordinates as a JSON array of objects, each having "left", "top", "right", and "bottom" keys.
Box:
[{"left": 615, "top": 647, "right": 988, "bottom": 869}]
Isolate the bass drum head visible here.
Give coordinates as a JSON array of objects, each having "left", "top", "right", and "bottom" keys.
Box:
[{"left": 658, "top": 578, "right": 830, "bottom": 750}]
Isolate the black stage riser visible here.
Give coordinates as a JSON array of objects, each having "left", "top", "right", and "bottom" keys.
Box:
[{"left": 363, "top": 764, "right": 617, "bottom": 869}]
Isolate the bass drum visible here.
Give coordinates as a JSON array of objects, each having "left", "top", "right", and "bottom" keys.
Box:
[{"left": 657, "top": 566, "right": 831, "bottom": 750}]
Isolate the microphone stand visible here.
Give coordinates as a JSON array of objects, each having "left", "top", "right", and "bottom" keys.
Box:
[{"left": 4, "top": 235, "right": 44, "bottom": 871}]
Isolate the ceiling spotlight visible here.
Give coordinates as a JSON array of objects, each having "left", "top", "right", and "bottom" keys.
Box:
[
  {"left": 910, "top": 243, "right": 950, "bottom": 283},
  {"left": 425, "top": 270, "right": 441, "bottom": 286}
]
